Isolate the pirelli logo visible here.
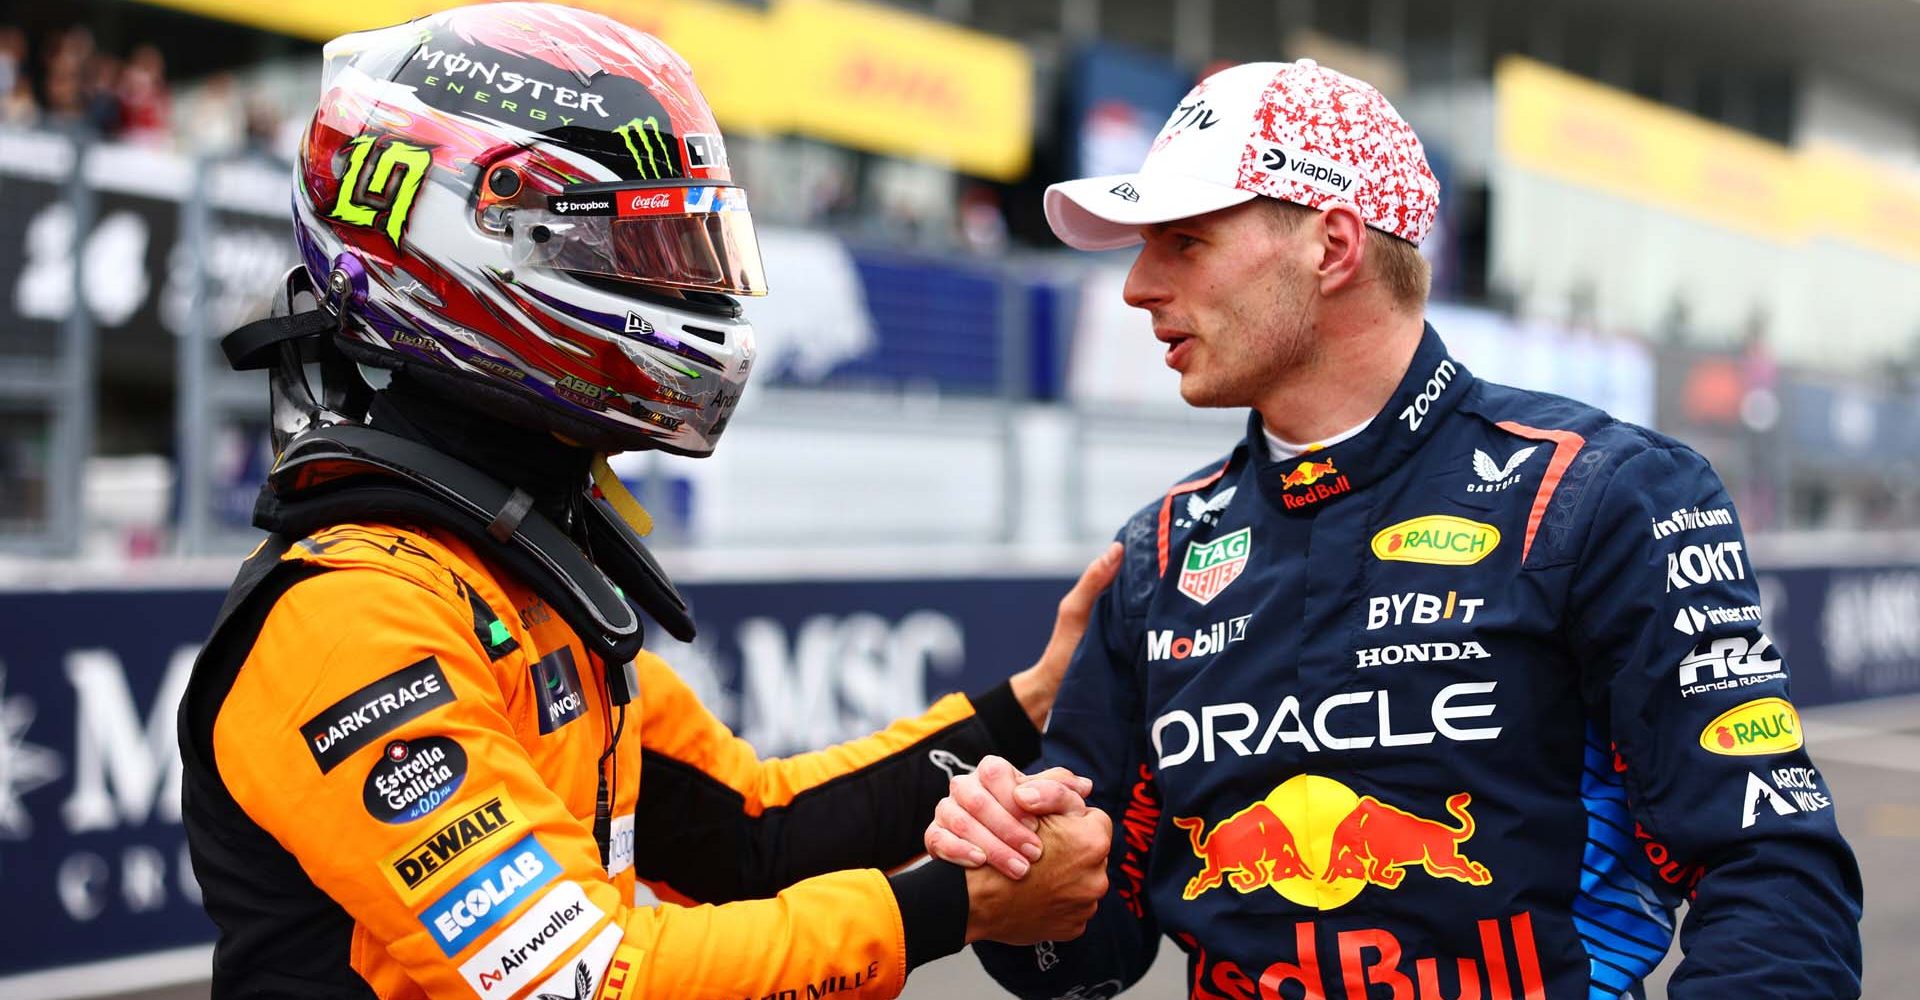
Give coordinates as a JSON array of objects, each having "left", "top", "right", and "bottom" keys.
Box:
[{"left": 382, "top": 786, "right": 527, "bottom": 902}]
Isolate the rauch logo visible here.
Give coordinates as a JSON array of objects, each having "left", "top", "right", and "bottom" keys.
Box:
[{"left": 1370, "top": 516, "right": 1500, "bottom": 566}]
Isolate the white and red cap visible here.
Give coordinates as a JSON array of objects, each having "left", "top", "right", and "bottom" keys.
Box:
[{"left": 1045, "top": 59, "right": 1440, "bottom": 250}]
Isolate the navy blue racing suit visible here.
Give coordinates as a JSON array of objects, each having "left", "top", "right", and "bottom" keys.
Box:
[{"left": 979, "top": 325, "right": 1862, "bottom": 1000}]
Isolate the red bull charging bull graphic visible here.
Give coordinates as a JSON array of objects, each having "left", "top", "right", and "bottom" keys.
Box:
[
  {"left": 1173, "top": 776, "right": 1492, "bottom": 908},
  {"left": 1174, "top": 776, "right": 1541, "bottom": 1000}
]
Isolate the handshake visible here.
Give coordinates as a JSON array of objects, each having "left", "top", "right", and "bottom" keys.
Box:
[{"left": 924, "top": 754, "right": 1111, "bottom": 946}]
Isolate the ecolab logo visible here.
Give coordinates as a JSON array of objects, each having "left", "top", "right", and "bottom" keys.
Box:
[
  {"left": 420, "top": 836, "right": 558, "bottom": 955},
  {"left": 1146, "top": 616, "right": 1251, "bottom": 662}
]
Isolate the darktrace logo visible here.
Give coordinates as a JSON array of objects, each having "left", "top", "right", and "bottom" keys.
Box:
[
  {"left": 530, "top": 648, "right": 587, "bottom": 735},
  {"left": 1109, "top": 182, "right": 1141, "bottom": 202},
  {"left": 300, "top": 657, "right": 455, "bottom": 773},
  {"left": 363, "top": 736, "right": 468, "bottom": 825}
]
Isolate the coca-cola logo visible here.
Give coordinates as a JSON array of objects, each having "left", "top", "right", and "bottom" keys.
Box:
[{"left": 629, "top": 192, "right": 673, "bottom": 212}]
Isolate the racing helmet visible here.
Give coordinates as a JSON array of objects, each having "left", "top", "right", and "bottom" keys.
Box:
[{"left": 294, "top": 2, "right": 762, "bottom": 457}]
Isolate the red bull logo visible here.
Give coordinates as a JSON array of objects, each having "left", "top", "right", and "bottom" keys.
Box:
[
  {"left": 1280, "top": 460, "right": 1339, "bottom": 488},
  {"left": 1278, "top": 460, "right": 1352, "bottom": 510},
  {"left": 1174, "top": 775, "right": 1492, "bottom": 910}
]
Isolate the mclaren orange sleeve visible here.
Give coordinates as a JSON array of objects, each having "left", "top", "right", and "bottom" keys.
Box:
[{"left": 212, "top": 563, "right": 979, "bottom": 1000}]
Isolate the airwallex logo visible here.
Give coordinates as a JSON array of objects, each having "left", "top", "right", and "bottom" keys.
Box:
[
  {"left": 459, "top": 881, "right": 606, "bottom": 996},
  {"left": 1146, "top": 615, "right": 1251, "bottom": 662}
]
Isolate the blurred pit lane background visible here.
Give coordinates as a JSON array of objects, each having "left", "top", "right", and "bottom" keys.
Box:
[{"left": 0, "top": 0, "right": 1916, "bottom": 996}]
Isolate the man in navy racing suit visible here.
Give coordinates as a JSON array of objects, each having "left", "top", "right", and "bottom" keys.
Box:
[{"left": 923, "top": 59, "right": 1863, "bottom": 999}]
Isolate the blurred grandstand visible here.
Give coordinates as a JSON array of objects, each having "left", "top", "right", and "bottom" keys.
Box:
[{"left": 0, "top": 0, "right": 1917, "bottom": 996}]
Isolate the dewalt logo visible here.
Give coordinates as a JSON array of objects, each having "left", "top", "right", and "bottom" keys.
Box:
[
  {"left": 1371, "top": 515, "right": 1500, "bottom": 566},
  {"left": 381, "top": 787, "right": 526, "bottom": 902}
]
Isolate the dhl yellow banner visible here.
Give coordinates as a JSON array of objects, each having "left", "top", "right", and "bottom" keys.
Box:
[
  {"left": 771, "top": 0, "right": 1032, "bottom": 180},
  {"left": 1496, "top": 56, "right": 1920, "bottom": 263},
  {"left": 134, "top": 0, "right": 1031, "bottom": 178}
]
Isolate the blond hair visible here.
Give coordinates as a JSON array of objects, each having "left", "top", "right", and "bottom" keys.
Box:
[{"left": 1263, "top": 199, "right": 1431, "bottom": 310}]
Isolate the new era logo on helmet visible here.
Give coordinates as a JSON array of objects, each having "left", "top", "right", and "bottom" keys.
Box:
[{"left": 1110, "top": 182, "right": 1141, "bottom": 203}]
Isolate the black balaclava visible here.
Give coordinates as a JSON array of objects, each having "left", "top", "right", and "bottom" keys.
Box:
[{"left": 367, "top": 369, "right": 596, "bottom": 527}]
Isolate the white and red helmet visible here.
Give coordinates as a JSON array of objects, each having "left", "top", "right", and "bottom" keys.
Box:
[{"left": 295, "top": 2, "right": 761, "bottom": 456}]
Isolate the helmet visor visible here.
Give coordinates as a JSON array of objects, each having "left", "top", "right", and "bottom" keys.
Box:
[{"left": 510, "top": 183, "right": 767, "bottom": 296}]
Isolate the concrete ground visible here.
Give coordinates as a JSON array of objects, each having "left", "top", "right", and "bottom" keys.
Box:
[{"left": 100, "top": 694, "right": 1920, "bottom": 1000}]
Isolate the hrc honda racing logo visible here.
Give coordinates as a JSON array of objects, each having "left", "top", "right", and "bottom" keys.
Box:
[
  {"left": 1146, "top": 615, "right": 1250, "bottom": 662},
  {"left": 1172, "top": 775, "right": 1543, "bottom": 1000},
  {"left": 1151, "top": 683, "right": 1501, "bottom": 771}
]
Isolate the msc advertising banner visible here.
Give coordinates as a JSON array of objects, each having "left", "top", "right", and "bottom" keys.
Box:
[{"left": 2, "top": 565, "right": 1917, "bottom": 989}]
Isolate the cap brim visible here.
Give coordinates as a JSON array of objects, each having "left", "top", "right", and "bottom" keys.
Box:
[{"left": 1044, "top": 174, "right": 1258, "bottom": 251}]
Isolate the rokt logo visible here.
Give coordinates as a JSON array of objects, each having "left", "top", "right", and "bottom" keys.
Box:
[
  {"left": 1666, "top": 540, "right": 1747, "bottom": 592},
  {"left": 1370, "top": 516, "right": 1500, "bottom": 566},
  {"left": 1178, "top": 527, "right": 1251, "bottom": 606},
  {"left": 1700, "top": 697, "right": 1801, "bottom": 756},
  {"left": 1173, "top": 775, "right": 1492, "bottom": 909},
  {"left": 1146, "top": 615, "right": 1251, "bottom": 662}
]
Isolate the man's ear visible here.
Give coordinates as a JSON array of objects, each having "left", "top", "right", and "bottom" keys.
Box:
[{"left": 1314, "top": 205, "right": 1368, "bottom": 296}]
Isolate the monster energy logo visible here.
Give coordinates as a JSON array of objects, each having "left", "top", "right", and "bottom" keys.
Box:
[
  {"left": 614, "top": 117, "right": 674, "bottom": 179},
  {"left": 328, "top": 134, "right": 433, "bottom": 248}
]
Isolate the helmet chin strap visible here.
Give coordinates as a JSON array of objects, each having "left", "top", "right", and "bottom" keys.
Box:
[{"left": 589, "top": 457, "right": 655, "bottom": 537}]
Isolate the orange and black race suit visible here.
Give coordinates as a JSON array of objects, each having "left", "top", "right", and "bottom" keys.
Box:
[{"left": 180, "top": 521, "right": 1037, "bottom": 999}]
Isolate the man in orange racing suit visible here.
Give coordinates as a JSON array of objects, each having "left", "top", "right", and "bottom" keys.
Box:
[{"left": 178, "top": 6, "right": 1114, "bottom": 999}]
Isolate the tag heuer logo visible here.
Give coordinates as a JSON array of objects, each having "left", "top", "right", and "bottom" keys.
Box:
[
  {"left": 1110, "top": 182, "right": 1141, "bottom": 202},
  {"left": 1178, "top": 527, "right": 1251, "bottom": 605}
]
